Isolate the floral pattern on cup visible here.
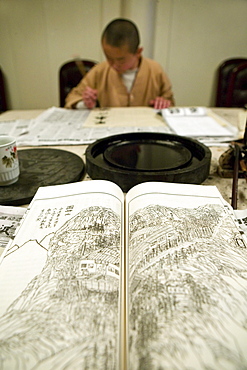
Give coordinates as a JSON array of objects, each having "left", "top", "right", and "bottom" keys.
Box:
[{"left": 2, "top": 146, "right": 18, "bottom": 168}]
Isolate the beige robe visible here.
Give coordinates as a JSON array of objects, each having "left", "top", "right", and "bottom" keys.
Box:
[{"left": 65, "top": 57, "right": 175, "bottom": 109}]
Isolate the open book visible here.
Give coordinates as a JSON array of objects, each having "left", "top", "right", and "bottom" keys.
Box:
[{"left": 0, "top": 180, "right": 247, "bottom": 369}]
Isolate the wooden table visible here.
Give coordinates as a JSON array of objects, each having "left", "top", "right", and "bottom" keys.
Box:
[{"left": 1, "top": 108, "right": 247, "bottom": 209}]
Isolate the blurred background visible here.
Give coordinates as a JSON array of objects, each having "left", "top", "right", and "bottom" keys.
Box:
[{"left": 0, "top": 0, "right": 247, "bottom": 109}]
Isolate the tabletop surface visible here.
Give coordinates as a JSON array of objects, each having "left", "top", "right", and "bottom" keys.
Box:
[{"left": 0, "top": 107, "right": 247, "bottom": 209}]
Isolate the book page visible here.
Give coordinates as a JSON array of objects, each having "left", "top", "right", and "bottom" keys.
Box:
[
  {"left": 125, "top": 182, "right": 247, "bottom": 369},
  {"left": 0, "top": 180, "right": 124, "bottom": 369}
]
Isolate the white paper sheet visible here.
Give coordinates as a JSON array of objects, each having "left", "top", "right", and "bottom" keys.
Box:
[{"left": 161, "top": 106, "right": 238, "bottom": 143}]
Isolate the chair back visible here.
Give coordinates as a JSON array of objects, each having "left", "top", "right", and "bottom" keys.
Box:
[
  {"left": 226, "top": 62, "right": 247, "bottom": 108},
  {"left": 0, "top": 68, "right": 7, "bottom": 113},
  {"left": 215, "top": 58, "right": 247, "bottom": 107},
  {"left": 59, "top": 59, "right": 97, "bottom": 107}
]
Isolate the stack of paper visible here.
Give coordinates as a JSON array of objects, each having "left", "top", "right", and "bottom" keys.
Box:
[{"left": 161, "top": 107, "right": 238, "bottom": 144}]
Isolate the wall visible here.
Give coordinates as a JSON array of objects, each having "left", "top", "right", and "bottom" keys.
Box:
[{"left": 0, "top": 0, "right": 247, "bottom": 109}]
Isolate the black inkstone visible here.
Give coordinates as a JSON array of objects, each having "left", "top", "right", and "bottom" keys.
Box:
[
  {"left": 0, "top": 148, "right": 85, "bottom": 205},
  {"left": 86, "top": 132, "right": 211, "bottom": 192}
]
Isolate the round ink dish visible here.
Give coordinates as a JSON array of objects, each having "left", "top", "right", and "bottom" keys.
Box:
[
  {"left": 86, "top": 132, "right": 211, "bottom": 192},
  {"left": 103, "top": 139, "right": 192, "bottom": 171}
]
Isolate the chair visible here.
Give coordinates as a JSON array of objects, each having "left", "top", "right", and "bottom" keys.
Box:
[
  {"left": 0, "top": 67, "right": 8, "bottom": 113},
  {"left": 215, "top": 58, "right": 247, "bottom": 107},
  {"left": 59, "top": 59, "right": 97, "bottom": 107},
  {"left": 226, "top": 62, "right": 247, "bottom": 108}
]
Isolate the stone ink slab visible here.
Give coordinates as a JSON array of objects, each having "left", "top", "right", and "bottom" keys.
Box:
[
  {"left": 86, "top": 132, "right": 211, "bottom": 192},
  {"left": 0, "top": 148, "right": 85, "bottom": 205}
]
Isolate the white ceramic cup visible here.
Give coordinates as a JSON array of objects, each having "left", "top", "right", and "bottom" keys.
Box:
[{"left": 0, "top": 135, "right": 20, "bottom": 186}]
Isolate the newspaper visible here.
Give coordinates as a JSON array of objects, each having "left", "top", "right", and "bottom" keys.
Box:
[
  {"left": 0, "top": 107, "right": 171, "bottom": 146},
  {"left": 0, "top": 206, "right": 26, "bottom": 253}
]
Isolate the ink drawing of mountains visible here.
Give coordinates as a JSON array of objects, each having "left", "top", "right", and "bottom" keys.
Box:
[{"left": 0, "top": 206, "right": 121, "bottom": 370}]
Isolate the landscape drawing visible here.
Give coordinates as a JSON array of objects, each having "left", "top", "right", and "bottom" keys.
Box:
[
  {"left": 0, "top": 185, "right": 247, "bottom": 369},
  {"left": 128, "top": 202, "right": 247, "bottom": 369},
  {"left": 0, "top": 202, "right": 121, "bottom": 370}
]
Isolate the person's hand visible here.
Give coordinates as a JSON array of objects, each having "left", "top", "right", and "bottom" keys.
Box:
[
  {"left": 82, "top": 86, "right": 98, "bottom": 109},
  {"left": 149, "top": 97, "right": 171, "bottom": 110}
]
